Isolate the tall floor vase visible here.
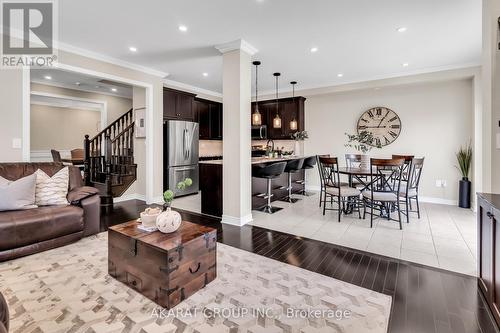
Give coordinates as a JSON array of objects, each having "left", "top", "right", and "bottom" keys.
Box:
[{"left": 458, "top": 177, "right": 471, "bottom": 209}]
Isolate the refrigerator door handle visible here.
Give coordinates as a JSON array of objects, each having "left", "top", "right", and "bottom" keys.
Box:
[
  {"left": 174, "top": 166, "right": 196, "bottom": 172},
  {"left": 183, "top": 129, "right": 187, "bottom": 159}
]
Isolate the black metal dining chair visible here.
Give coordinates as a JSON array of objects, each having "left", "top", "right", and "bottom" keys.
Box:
[
  {"left": 399, "top": 157, "right": 425, "bottom": 222},
  {"left": 345, "top": 154, "right": 368, "bottom": 188},
  {"left": 318, "top": 156, "right": 362, "bottom": 222},
  {"left": 392, "top": 154, "right": 414, "bottom": 182},
  {"left": 362, "top": 158, "right": 405, "bottom": 229}
]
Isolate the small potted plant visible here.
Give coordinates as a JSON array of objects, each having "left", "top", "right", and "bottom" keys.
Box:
[
  {"left": 291, "top": 130, "right": 308, "bottom": 156},
  {"left": 157, "top": 178, "right": 192, "bottom": 233},
  {"left": 456, "top": 142, "right": 472, "bottom": 208}
]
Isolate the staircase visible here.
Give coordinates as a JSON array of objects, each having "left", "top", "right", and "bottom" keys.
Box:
[{"left": 83, "top": 109, "right": 137, "bottom": 208}]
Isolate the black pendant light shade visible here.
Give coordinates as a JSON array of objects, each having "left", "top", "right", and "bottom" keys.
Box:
[
  {"left": 289, "top": 81, "right": 298, "bottom": 131},
  {"left": 252, "top": 61, "right": 262, "bottom": 126},
  {"left": 273, "top": 72, "right": 282, "bottom": 129}
]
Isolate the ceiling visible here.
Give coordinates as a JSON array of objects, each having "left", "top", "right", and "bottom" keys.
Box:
[
  {"left": 58, "top": 0, "right": 481, "bottom": 94},
  {"left": 30, "top": 68, "right": 133, "bottom": 98}
]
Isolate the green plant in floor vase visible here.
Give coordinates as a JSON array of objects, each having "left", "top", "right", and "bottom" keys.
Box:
[
  {"left": 162, "top": 178, "right": 193, "bottom": 211},
  {"left": 158, "top": 178, "right": 193, "bottom": 234},
  {"left": 456, "top": 142, "right": 472, "bottom": 209}
]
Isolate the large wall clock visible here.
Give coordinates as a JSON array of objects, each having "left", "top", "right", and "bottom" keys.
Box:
[{"left": 357, "top": 107, "right": 402, "bottom": 147}]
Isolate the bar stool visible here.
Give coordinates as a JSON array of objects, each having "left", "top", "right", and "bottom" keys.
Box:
[
  {"left": 281, "top": 158, "right": 304, "bottom": 203},
  {"left": 297, "top": 156, "right": 316, "bottom": 196},
  {"left": 253, "top": 162, "right": 287, "bottom": 213}
]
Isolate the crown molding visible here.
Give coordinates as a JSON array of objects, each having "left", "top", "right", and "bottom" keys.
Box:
[
  {"left": 163, "top": 79, "right": 222, "bottom": 99},
  {"left": 256, "top": 62, "right": 481, "bottom": 98},
  {"left": 58, "top": 42, "right": 170, "bottom": 78},
  {"left": 215, "top": 39, "right": 258, "bottom": 56},
  {"left": 31, "top": 79, "right": 132, "bottom": 99}
]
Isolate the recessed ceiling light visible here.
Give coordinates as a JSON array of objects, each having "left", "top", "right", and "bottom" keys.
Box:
[
  {"left": 310, "top": 47, "right": 318, "bottom": 53},
  {"left": 44, "top": 75, "right": 52, "bottom": 80},
  {"left": 337, "top": 73, "right": 344, "bottom": 78},
  {"left": 75, "top": 82, "right": 81, "bottom": 86},
  {"left": 95, "top": 85, "right": 100, "bottom": 88},
  {"left": 397, "top": 27, "right": 407, "bottom": 33},
  {"left": 402, "top": 62, "right": 409, "bottom": 67},
  {"left": 129, "top": 46, "right": 137, "bottom": 52},
  {"left": 202, "top": 72, "right": 208, "bottom": 77},
  {"left": 111, "top": 88, "right": 117, "bottom": 92},
  {"left": 178, "top": 25, "right": 188, "bottom": 32}
]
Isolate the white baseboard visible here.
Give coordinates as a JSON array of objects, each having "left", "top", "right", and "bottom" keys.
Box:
[
  {"left": 221, "top": 213, "right": 253, "bottom": 226},
  {"left": 305, "top": 185, "right": 458, "bottom": 206}
]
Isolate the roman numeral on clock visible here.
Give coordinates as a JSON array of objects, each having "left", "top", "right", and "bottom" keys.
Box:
[
  {"left": 389, "top": 116, "right": 398, "bottom": 122},
  {"left": 367, "top": 110, "right": 374, "bottom": 118},
  {"left": 384, "top": 136, "right": 391, "bottom": 145},
  {"left": 390, "top": 124, "right": 400, "bottom": 129},
  {"left": 376, "top": 108, "right": 382, "bottom": 116},
  {"left": 389, "top": 131, "right": 398, "bottom": 138}
]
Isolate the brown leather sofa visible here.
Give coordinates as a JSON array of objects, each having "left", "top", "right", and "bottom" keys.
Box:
[
  {"left": 0, "top": 291, "right": 8, "bottom": 333},
  {"left": 0, "top": 163, "right": 100, "bottom": 262}
]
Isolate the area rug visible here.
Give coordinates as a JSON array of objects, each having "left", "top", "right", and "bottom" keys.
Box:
[{"left": 0, "top": 233, "right": 391, "bottom": 333}]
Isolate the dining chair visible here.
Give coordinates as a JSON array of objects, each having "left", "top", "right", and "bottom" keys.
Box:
[
  {"left": 316, "top": 154, "right": 331, "bottom": 207},
  {"left": 318, "top": 156, "right": 362, "bottom": 222},
  {"left": 399, "top": 157, "right": 425, "bottom": 222},
  {"left": 362, "top": 158, "right": 405, "bottom": 229},
  {"left": 50, "top": 149, "right": 62, "bottom": 162},
  {"left": 71, "top": 148, "right": 84, "bottom": 161},
  {"left": 392, "top": 154, "right": 414, "bottom": 182},
  {"left": 345, "top": 154, "right": 368, "bottom": 187}
]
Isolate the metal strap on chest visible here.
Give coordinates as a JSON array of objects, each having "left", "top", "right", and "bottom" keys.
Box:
[
  {"left": 130, "top": 238, "right": 138, "bottom": 256},
  {"left": 203, "top": 233, "right": 216, "bottom": 249},
  {"left": 160, "top": 286, "right": 178, "bottom": 295},
  {"left": 176, "top": 244, "right": 184, "bottom": 261},
  {"left": 159, "top": 265, "right": 179, "bottom": 274}
]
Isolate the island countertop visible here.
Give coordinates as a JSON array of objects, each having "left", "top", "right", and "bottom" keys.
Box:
[{"left": 198, "top": 155, "right": 312, "bottom": 166}]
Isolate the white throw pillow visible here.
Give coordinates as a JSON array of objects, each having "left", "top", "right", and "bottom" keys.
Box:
[
  {"left": 35, "top": 167, "right": 69, "bottom": 206},
  {"left": 0, "top": 174, "right": 37, "bottom": 211}
]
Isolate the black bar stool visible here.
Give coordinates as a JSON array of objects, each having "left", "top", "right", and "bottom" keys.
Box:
[
  {"left": 253, "top": 162, "right": 287, "bottom": 213},
  {"left": 297, "top": 156, "right": 316, "bottom": 196},
  {"left": 281, "top": 158, "right": 304, "bottom": 203}
]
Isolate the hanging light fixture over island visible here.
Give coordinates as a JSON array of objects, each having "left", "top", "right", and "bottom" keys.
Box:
[
  {"left": 273, "top": 72, "right": 282, "bottom": 129},
  {"left": 251, "top": 61, "right": 262, "bottom": 126},
  {"left": 289, "top": 81, "right": 298, "bottom": 131}
]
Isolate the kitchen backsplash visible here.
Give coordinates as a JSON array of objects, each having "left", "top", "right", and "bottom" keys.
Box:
[
  {"left": 252, "top": 140, "right": 296, "bottom": 152},
  {"left": 199, "top": 140, "right": 223, "bottom": 157}
]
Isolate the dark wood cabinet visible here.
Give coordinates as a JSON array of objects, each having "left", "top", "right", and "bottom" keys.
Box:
[
  {"left": 199, "top": 162, "right": 222, "bottom": 217},
  {"left": 163, "top": 88, "right": 196, "bottom": 121},
  {"left": 195, "top": 98, "right": 223, "bottom": 140},
  {"left": 478, "top": 193, "right": 500, "bottom": 327},
  {"left": 251, "top": 96, "right": 306, "bottom": 140}
]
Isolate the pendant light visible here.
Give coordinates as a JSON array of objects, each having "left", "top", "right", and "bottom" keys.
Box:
[
  {"left": 273, "top": 72, "right": 282, "bottom": 129},
  {"left": 251, "top": 61, "right": 262, "bottom": 126},
  {"left": 289, "top": 81, "right": 298, "bottom": 131}
]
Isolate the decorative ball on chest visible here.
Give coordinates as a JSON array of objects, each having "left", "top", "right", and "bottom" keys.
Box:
[{"left": 156, "top": 207, "right": 182, "bottom": 233}]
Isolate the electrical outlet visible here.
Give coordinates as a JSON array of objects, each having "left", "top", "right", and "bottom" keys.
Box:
[
  {"left": 435, "top": 180, "right": 442, "bottom": 187},
  {"left": 441, "top": 180, "right": 447, "bottom": 187}
]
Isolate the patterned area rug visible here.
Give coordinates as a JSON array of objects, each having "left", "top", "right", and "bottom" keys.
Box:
[{"left": 0, "top": 233, "right": 391, "bottom": 333}]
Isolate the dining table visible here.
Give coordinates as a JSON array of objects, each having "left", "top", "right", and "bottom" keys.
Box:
[{"left": 338, "top": 166, "right": 374, "bottom": 190}]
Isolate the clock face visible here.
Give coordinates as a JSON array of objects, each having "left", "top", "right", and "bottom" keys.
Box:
[{"left": 357, "top": 107, "right": 401, "bottom": 147}]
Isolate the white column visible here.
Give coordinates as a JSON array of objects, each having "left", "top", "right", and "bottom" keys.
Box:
[{"left": 215, "top": 39, "right": 257, "bottom": 226}]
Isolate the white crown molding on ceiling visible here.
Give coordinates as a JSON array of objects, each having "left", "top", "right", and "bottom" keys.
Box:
[
  {"left": 30, "top": 79, "right": 132, "bottom": 99},
  {"left": 57, "top": 42, "right": 170, "bottom": 78},
  {"left": 215, "top": 39, "right": 258, "bottom": 55},
  {"left": 256, "top": 62, "right": 482, "bottom": 98},
  {"left": 163, "top": 79, "right": 223, "bottom": 99}
]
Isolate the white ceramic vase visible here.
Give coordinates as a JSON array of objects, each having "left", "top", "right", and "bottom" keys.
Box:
[
  {"left": 156, "top": 207, "right": 182, "bottom": 233},
  {"left": 294, "top": 141, "right": 302, "bottom": 156}
]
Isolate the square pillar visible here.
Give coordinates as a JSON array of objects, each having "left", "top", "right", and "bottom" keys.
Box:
[{"left": 215, "top": 39, "right": 257, "bottom": 226}]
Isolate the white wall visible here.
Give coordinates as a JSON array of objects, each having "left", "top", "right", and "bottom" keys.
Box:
[
  {"left": 304, "top": 78, "right": 474, "bottom": 204},
  {"left": 0, "top": 69, "right": 24, "bottom": 162},
  {"left": 30, "top": 104, "right": 100, "bottom": 150}
]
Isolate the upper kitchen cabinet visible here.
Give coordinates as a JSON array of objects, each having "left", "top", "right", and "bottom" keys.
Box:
[
  {"left": 252, "top": 96, "right": 305, "bottom": 140},
  {"left": 195, "top": 98, "right": 223, "bottom": 140},
  {"left": 163, "top": 88, "right": 196, "bottom": 121}
]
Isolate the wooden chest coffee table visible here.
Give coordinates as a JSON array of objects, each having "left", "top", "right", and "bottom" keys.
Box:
[{"left": 108, "top": 220, "right": 217, "bottom": 309}]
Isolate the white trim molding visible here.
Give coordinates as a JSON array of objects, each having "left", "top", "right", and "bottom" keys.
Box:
[
  {"left": 114, "top": 193, "right": 147, "bottom": 203},
  {"left": 215, "top": 39, "right": 258, "bottom": 56},
  {"left": 22, "top": 67, "right": 30, "bottom": 162},
  {"left": 221, "top": 214, "right": 254, "bottom": 226},
  {"left": 58, "top": 42, "right": 169, "bottom": 78},
  {"left": 31, "top": 79, "right": 133, "bottom": 99},
  {"left": 163, "top": 79, "right": 222, "bottom": 99}
]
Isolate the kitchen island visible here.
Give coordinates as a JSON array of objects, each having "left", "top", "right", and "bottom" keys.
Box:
[{"left": 199, "top": 156, "right": 310, "bottom": 217}]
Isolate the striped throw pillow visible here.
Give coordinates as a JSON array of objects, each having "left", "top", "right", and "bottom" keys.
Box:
[{"left": 35, "top": 167, "right": 69, "bottom": 206}]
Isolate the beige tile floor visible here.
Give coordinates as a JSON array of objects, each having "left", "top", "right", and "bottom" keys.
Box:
[
  {"left": 173, "top": 191, "right": 477, "bottom": 276},
  {"left": 249, "top": 192, "right": 477, "bottom": 276}
]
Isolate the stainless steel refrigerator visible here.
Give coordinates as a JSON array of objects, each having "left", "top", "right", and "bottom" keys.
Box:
[{"left": 164, "top": 120, "right": 199, "bottom": 197}]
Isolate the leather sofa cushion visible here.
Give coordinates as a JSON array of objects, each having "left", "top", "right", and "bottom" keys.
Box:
[
  {"left": 67, "top": 186, "right": 99, "bottom": 205},
  {"left": 0, "top": 205, "right": 84, "bottom": 251}
]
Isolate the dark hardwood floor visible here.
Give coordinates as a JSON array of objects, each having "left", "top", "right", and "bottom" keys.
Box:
[{"left": 102, "top": 199, "right": 499, "bottom": 333}]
